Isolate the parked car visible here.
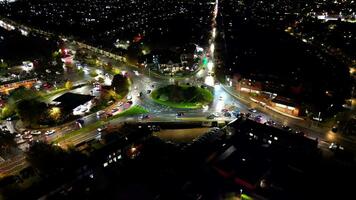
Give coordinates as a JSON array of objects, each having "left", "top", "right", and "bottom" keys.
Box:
[{"left": 30, "top": 130, "right": 42, "bottom": 135}]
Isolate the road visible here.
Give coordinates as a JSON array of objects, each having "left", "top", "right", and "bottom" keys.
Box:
[{"left": 0, "top": 6, "right": 355, "bottom": 178}]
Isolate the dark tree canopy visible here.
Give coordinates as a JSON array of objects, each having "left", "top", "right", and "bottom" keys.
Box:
[
  {"left": 16, "top": 99, "right": 47, "bottom": 127},
  {"left": 0, "top": 130, "right": 16, "bottom": 155},
  {"left": 111, "top": 74, "right": 129, "bottom": 96}
]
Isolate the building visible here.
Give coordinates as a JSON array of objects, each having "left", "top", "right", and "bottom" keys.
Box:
[
  {"left": 232, "top": 73, "right": 301, "bottom": 116},
  {"left": 52, "top": 92, "right": 95, "bottom": 116},
  {"left": 270, "top": 96, "right": 299, "bottom": 116}
]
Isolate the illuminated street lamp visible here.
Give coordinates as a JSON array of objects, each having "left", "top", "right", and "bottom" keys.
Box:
[
  {"left": 210, "top": 43, "right": 215, "bottom": 54},
  {"left": 207, "top": 61, "right": 214, "bottom": 71}
]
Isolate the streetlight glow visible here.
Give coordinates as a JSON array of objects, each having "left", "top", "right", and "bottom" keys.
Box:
[
  {"left": 207, "top": 61, "right": 214, "bottom": 71},
  {"left": 210, "top": 43, "right": 215, "bottom": 54}
]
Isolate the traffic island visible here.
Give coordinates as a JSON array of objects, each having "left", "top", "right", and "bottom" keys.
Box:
[{"left": 151, "top": 85, "right": 213, "bottom": 109}]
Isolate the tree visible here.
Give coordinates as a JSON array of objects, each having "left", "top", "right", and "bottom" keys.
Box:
[
  {"left": 16, "top": 99, "right": 47, "bottom": 127},
  {"left": 26, "top": 142, "right": 86, "bottom": 177},
  {"left": 97, "top": 77, "right": 105, "bottom": 83},
  {"left": 111, "top": 74, "right": 129, "bottom": 96},
  {"left": 26, "top": 142, "right": 66, "bottom": 176},
  {"left": 0, "top": 130, "right": 16, "bottom": 155},
  {"left": 65, "top": 80, "right": 73, "bottom": 90},
  {"left": 48, "top": 106, "right": 62, "bottom": 121},
  {"left": 0, "top": 61, "right": 8, "bottom": 76},
  {"left": 101, "top": 88, "right": 119, "bottom": 101},
  {"left": 1, "top": 104, "right": 15, "bottom": 119},
  {"left": 8, "top": 86, "right": 40, "bottom": 102}
]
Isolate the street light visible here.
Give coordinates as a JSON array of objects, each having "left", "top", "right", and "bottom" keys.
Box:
[
  {"left": 210, "top": 43, "right": 215, "bottom": 54},
  {"left": 207, "top": 61, "right": 214, "bottom": 71}
]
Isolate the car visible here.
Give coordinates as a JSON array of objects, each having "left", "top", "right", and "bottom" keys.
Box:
[
  {"left": 255, "top": 115, "right": 263, "bottom": 122},
  {"left": 96, "top": 110, "right": 105, "bottom": 116},
  {"left": 42, "top": 83, "right": 52, "bottom": 89},
  {"left": 224, "top": 112, "right": 232, "bottom": 118},
  {"left": 23, "top": 134, "right": 33, "bottom": 140},
  {"left": 282, "top": 125, "right": 292, "bottom": 132},
  {"left": 331, "top": 126, "right": 338, "bottom": 133},
  {"left": 16, "top": 139, "right": 26, "bottom": 145},
  {"left": 150, "top": 125, "right": 160, "bottom": 132},
  {"left": 248, "top": 108, "right": 257, "bottom": 113},
  {"left": 329, "top": 143, "right": 344, "bottom": 151},
  {"left": 111, "top": 108, "right": 119, "bottom": 114},
  {"left": 265, "top": 120, "right": 276, "bottom": 126},
  {"left": 147, "top": 90, "right": 152, "bottom": 94},
  {"left": 97, "top": 126, "right": 106, "bottom": 133},
  {"left": 221, "top": 109, "right": 229, "bottom": 113},
  {"left": 219, "top": 96, "right": 223, "bottom": 101},
  {"left": 295, "top": 131, "right": 305, "bottom": 136},
  {"left": 207, "top": 114, "right": 215, "bottom": 119},
  {"left": 232, "top": 110, "right": 241, "bottom": 117},
  {"left": 45, "top": 130, "right": 55, "bottom": 136},
  {"left": 176, "top": 112, "right": 184, "bottom": 117},
  {"left": 30, "top": 130, "right": 42, "bottom": 135},
  {"left": 15, "top": 133, "right": 22, "bottom": 138},
  {"left": 127, "top": 95, "right": 132, "bottom": 100},
  {"left": 0, "top": 126, "right": 8, "bottom": 131},
  {"left": 140, "top": 114, "right": 150, "bottom": 120},
  {"left": 127, "top": 100, "right": 133, "bottom": 104}
]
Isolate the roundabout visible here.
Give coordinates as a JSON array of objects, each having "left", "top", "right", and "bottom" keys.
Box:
[{"left": 150, "top": 84, "right": 213, "bottom": 109}]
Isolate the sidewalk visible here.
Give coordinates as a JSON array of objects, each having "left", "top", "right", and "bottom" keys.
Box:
[{"left": 221, "top": 84, "right": 304, "bottom": 120}]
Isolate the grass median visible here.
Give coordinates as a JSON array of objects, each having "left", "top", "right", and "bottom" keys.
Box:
[
  {"left": 151, "top": 85, "right": 213, "bottom": 109},
  {"left": 54, "top": 105, "right": 148, "bottom": 143}
]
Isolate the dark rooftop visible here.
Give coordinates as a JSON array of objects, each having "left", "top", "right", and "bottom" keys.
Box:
[{"left": 52, "top": 92, "right": 94, "bottom": 111}]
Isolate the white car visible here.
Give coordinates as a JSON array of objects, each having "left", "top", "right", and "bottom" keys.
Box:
[
  {"left": 45, "top": 130, "right": 56, "bottom": 136},
  {"left": 31, "top": 130, "right": 42, "bottom": 135},
  {"left": 127, "top": 95, "right": 132, "bottom": 100},
  {"left": 96, "top": 110, "right": 105, "bottom": 116},
  {"left": 23, "top": 134, "right": 33, "bottom": 140}
]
